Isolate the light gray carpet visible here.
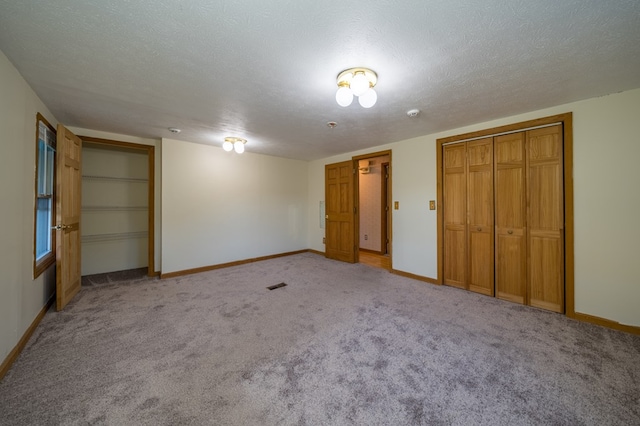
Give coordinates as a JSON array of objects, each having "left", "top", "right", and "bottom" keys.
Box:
[{"left": 1, "top": 253, "right": 639, "bottom": 425}]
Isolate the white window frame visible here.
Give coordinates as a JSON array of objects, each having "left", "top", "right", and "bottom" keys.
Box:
[{"left": 33, "top": 113, "right": 56, "bottom": 278}]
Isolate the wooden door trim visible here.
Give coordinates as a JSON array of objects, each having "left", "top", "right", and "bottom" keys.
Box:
[
  {"left": 561, "top": 117, "right": 574, "bottom": 317},
  {"left": 78, "top": 136, "right": 157, "bottom": 277},
  {"left": 381, "top": 162, "right": 390, "bottom": 254},
  {"left": 352, "top": 159, "right": 359, "bottom": 263},
  {"left": 353, "top": 150, "right": 392, "bottom": 161},
  {"left": 436, "top": 113, "right": 574, "bottom": 316},
  {"left": 437, "top": 113, "right": 571, "bottom": 145}
]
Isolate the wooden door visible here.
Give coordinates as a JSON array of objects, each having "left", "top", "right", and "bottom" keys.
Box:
[
  {"left": 55, "top": 125, "right": 82, "bottom": 310},
  {"left": 467, "top": 138, "right": 494, "bottom": 295},
  {"left": 381, "top": 162, "right": 390, "bottom": 254},
  {"left": 494, "top": 132, "right": 527, "bottom": 304},
  {"left": 325, "top": 161, "right": 356, "bottom": 263},
  {"left": 527, "top": 125, "right": 564, "bottom": 312},
  {"left": 443, "top": 144, "right": 467, "bottom": 289}
]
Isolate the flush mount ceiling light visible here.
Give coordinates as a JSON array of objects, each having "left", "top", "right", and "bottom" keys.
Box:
[
  {"left": 335, "top": 67, "right": 378, "bottom": 108},
  {"left": 222, "top": 137, "right": 247, "bottom": 154}
]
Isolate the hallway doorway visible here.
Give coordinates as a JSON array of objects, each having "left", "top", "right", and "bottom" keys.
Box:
[{"left": 354, "top": 150, "right": 392, "bottom": 268}]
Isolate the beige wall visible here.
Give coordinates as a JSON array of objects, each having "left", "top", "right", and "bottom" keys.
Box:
[
  {"left": 161, "top": 138, "right": 309, "bottom": 274},
  {"left": 0, "top": 50, "right": 57, "bottom": 361},
  {"left": 308, "top": 88, "right": 640, "bottom": 327}
]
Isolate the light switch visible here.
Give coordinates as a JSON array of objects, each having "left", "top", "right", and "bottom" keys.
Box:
[
  {"left": 394, "top": 201, "right": 399, "bottom": 210},
  {"left": 429, "top": 200, "right": 436, "bottom": 210}
]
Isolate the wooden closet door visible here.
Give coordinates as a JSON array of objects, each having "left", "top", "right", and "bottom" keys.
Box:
[
  {"left": 443, "top": 144, "right": 467, "bottom": 289},
  {"left": 467, "top": 138, "right": 494, "bottom": 295},
  {"left": 527, "top": 125, "right": 564, "bottom": 312},
  {"left": 494, "top": 133, "right": 527, "bottom": 304}
]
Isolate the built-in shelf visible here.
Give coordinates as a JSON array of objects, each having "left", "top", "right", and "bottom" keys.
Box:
[
  {"left": 82, "top": 175, "right": 148, "bottom": 183},
  {"left": 82, "top": 231, "right": 148, "bottom": 243},
  {"left": 82, "top": 206, "right": 148, "bottom": 212}
]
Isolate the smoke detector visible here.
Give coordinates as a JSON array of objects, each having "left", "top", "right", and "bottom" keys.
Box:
[
  {"left": 168, "top": 127, "right": 181, "bottom": 133},
  {"left": 406, "top": 109, "right": 420, "bottom": 118}
]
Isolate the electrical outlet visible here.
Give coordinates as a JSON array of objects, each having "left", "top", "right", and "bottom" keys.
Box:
[
  {"left": 364, "top": 234, "right": 368, "bottom": 240},
  {"left": 394, "top": 201, "right": 399, "bottom": 210},
  {"left": 429, "top": 200, "right": 436, "bottom": 210},
  {"left": 323, "top": 237, "right": 326, "bottom": 244}
]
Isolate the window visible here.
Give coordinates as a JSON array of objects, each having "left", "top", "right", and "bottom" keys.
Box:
[{"left": 33, "top": 113, "right": 56, "bottom": 277}]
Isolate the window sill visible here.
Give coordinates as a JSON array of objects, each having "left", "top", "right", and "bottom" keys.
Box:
[{"left": 33, "top": 252, "right": 55, "bottom": 279}]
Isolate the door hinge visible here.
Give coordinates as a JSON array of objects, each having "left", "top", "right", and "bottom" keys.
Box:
[
  {"left": 353, "top": 168, "right": 356, "bottom": 174},
  {"left": 354, "top": 207, "right": 357, "bottom": 214}
]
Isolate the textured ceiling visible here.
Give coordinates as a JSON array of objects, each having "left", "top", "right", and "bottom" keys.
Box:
[{"left": 1, "top": 0, "right": 639, "bottom": 160}]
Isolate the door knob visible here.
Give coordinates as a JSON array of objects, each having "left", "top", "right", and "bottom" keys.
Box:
[
  {"left": 52, "top": 225, "right": 62, "bottom": 231},
  {"left": 507, "top": 230, "right": 513, "bottom": 234},
  {"left": 477, "top": 227, "right": 482, "bottom": 231}
]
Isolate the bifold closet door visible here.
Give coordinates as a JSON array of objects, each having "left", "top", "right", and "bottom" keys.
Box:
[
  {"left": 527, "top": 125, "right": 564, "bottom": 313},
  {"left": 494, "top": 132, "right": 527, "bottom": 304},
  {"left": 467, "top": 138, "right": 494, "bottom": 295},
  {"left": 442, "top": 126, "right": 564, "bottom": 312},
  {"left": 443, "top": 144, "right": 467, "bottom": 289}
]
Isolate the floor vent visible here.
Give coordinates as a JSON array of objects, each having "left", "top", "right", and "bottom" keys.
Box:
[{"left": 267, "top": 282, "right": 287, "bottom": 290}]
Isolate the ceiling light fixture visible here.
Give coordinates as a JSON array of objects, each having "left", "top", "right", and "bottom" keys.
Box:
[
  {"left": 336, "top": 67, "right": 378, "bottom": 108},
  {"left": 222, "top": 137, "right": 247, "bottom": 154}
]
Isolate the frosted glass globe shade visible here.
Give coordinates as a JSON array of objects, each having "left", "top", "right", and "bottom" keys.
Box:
[
  {"left": 222, "top": 141, "right": 233, "bottom": 151},
  {"left": 358, "top": 88, "right": 377, "bottom": 108},
  {"left": 234, "top": 141, "right": 245, "bottom": 154},
  {"left": 350, "top": 72, "right": 369, "bottom": 96},
  {"left": 336, "top": 87, "right": 354, "bottom": 107}
]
